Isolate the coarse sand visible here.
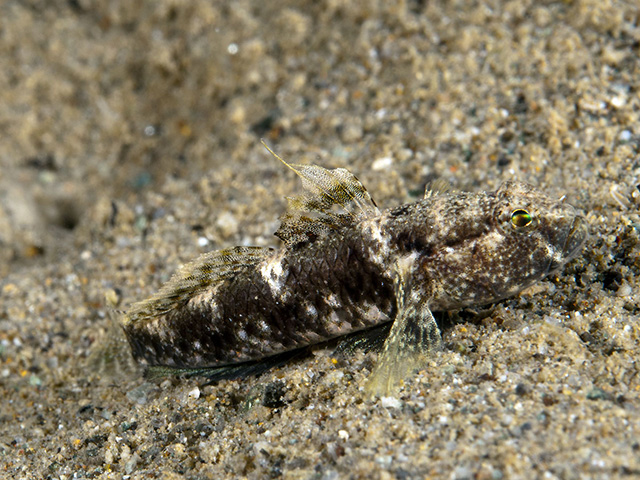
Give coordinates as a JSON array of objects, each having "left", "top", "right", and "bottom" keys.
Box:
[{"left": 1, "top": 1, "right": 640, "bottom": 478}]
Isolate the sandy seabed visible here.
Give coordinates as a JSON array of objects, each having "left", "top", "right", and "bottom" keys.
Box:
[{"left": 1, "top": 1, "right": 640, "bottom": 479}]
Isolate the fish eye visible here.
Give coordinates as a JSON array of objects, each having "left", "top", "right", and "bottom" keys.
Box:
[{"left": 511, "top": 209, "right": 533, "bottom": 230}]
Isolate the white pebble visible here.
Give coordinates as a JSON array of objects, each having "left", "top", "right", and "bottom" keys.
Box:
[
  {"left": 619, "top": 130, "right": 632, "bottom": 141},
  {"left": 380, "top": 396, "right": 402, "bottom": 409},
  {"left": 372, "top": 157, "right": 393, "bottom": 171}
]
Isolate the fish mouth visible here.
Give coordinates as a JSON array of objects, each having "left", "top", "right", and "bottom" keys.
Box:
[{"left": 547, "top": 214, "right": 588, "bottom": 274}]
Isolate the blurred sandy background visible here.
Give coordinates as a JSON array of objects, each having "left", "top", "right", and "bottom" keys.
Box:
[{"left": 1, "top": 1, "right": 639, "bottom": 478}]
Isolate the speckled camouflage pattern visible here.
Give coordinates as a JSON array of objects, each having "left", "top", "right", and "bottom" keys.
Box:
[{"left": 122, "top": 146, "right": 587, "bottom": 394}]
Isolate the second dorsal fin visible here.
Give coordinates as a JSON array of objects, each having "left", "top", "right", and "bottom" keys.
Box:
[
  {"left": 262, "top": 141, "right": 380, "bottom": 245},
  {"left": 122, "top": 246, "right": 273, "bottom": 328}
]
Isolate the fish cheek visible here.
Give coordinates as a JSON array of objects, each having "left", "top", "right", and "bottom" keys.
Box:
[
  {"left": 420, "top": 235, "right": 501, "bottom": 308},
  {"left": 500, "top": 231, "right": 555, "bottom": 287},
  {"left": 455, "top": 231, "right": 544, "bottom": 304}
]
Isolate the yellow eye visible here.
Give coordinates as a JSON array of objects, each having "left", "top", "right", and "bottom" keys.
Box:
[{"left": 511, "top": 209, "right": 533, "bottom": 229}]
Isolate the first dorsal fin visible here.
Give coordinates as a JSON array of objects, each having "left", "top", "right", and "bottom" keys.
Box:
[
  {"left": 262, "top": 141, "right": 380, "bottom": 246},
  {"left": 122, "top": 246, "right": 273, "bottom": 327}
]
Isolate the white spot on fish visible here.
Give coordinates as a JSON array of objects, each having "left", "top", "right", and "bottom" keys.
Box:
[
  {"left": 259, "top": 320, "right": 271, "bottom": 333},
  {"left": 363, "top": 218, "right": 392, "bottom": 265},
  {"left": 260, "top": 252, "right": 291, "bottom": 300},
  {"left": 325, "top": 294, "right": 340, "bottom": 308}
]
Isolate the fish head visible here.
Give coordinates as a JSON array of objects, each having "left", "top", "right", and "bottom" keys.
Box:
[
  {"left": 491, "top": 180, "right": 588, "bottom": 277},
  {"left": 423, "top": 181, "right": 588, "bottom": 309}
]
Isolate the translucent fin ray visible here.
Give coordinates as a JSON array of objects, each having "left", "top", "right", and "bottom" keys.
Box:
[
  {"left": 365, "top": 256, "right": 442, "bottom": 396},
  {"left": 262, "top": 141, "right": 380, "bottom": 245},
  {"left": 423, "top": 178, "right": 452, "bottom": 199},
  {"left": 145, "top": 348, "right": 307, "bottom": 382},
  {"left": 123, "top": 246, "right": 273, "bottom": 326}
]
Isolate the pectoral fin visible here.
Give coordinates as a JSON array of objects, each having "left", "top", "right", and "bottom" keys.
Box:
[{"left": 365, "top": 261, "right": 442, "bottom": 396}]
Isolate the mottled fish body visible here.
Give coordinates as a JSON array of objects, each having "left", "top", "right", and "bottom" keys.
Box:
[{"left": 122, "top": 144, "right": 587, "bottom": 394}]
